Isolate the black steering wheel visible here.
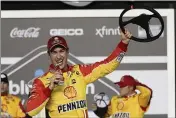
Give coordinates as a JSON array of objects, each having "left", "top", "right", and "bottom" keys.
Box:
[{"left": 119, "top": 5, "right": 164, "bottom": 42}]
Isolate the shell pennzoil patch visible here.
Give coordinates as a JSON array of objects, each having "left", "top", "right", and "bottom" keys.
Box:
[{"left": 64, "top": 86, "right": 77, "bottom": 99}]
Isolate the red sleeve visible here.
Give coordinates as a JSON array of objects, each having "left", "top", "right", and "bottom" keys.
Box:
[
  {"left": 79, "top": 41, "right": 128, "bottom": 84},
  {"left": 26, "top": 79, "right": 51, "bottom": 116}
]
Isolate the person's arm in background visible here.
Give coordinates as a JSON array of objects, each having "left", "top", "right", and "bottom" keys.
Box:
[
  {"left": 136, "top": 81, "right": 153, "bottom": 111},
  {"left": 79, "top": 30, "right": 132, "bottom": 84}
]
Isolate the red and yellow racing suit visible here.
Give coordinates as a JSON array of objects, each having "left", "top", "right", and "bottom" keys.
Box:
[
  {"left": 1, "top": 94, "right": 26, "bottom": 118},
  {"left": 105, "top": 83, "right": 153, "bottom": 118},
  {"left": 26, "top": 41, "right": 128, "bottom": 118}
]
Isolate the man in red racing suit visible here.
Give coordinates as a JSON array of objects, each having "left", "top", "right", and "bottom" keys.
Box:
[{"left": 25, "top": 29, "right": 132, "bottom": 118}]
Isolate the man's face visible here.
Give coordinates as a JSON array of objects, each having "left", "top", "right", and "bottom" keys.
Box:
[
  {"left": 50, "top": 46, "right": 68, "bottom": 70},
  {"left": 120, "top": 85, "right": 134, "bottom": 97},
  {"left": 120, "top": 86, "right": 130, "bottom": 97},
  {"left": 0, "top": 82, "right": 8, "bottom": 94}
]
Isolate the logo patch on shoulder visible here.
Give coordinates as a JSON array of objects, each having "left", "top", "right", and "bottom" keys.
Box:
[
  {"left": 72, "top": 79, "right": 76, "bottom": 84},
  {"left": 117, "top": 52, "right": 125, "bottom": 62}
]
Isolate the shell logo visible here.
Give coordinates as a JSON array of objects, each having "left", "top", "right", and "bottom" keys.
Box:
[
  {"left": 117, "top": 101, "right": 124, "bottom": 110},
  {"left": 64, "top": 86, "right": 77, "bottom": 99}
]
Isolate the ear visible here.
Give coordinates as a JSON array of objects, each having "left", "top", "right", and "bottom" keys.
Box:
[
  {"left": 67, "top": 49, "right": 69, "bottom": 53},
  {"left": 47, "top": 50, "right": 50, "bottom": 55},
  {"left": 129, "top": 86, "right": 134, "bottom": 91}
]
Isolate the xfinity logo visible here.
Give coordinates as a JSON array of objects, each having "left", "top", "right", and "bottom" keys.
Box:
[
  {"left": 96, "top": 26, "right": 120, "bottom": 38},
  {"left": 50, "top": 28, "right": 84, "bottom": 36}
]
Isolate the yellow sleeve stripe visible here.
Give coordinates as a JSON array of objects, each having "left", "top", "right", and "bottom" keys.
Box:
[{"left": 85, "top": 58, "right": 119, "bottom": 84}]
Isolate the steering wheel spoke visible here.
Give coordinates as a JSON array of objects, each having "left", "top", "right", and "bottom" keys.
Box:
[
  {"left": 145, "top": 25, "right": 152, "bottom": 39},
  {"left": 131, "top": 14, "right": 152, "bottom": 26}
]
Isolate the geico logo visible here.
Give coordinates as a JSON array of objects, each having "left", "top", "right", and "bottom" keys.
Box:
[
  {"left": 10, "top": 27, "right": 40, "bottom": 38},
  {"left": 50, "top": 28, "right": 84, "bottom": 36},
  {"left": 96, "top": 26, "right": 121, "bottom": 38},
  {"left": 9, "top": 80, "right": 32, "bottom": 95}
]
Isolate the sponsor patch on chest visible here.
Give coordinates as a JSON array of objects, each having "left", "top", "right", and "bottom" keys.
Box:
[{"left": 58, "top": 100, "right": 87, "bottom": 113}]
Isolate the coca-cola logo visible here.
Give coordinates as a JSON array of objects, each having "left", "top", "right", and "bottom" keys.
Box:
[{"left": 10, "top": 27, "right": 40, "bottom": 38}]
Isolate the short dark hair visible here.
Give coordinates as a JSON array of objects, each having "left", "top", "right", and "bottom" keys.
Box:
[{"left": 1, "top": 73, "right": 9, "bottom": 84}]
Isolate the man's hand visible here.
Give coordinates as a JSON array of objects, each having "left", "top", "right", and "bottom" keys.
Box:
[
  {"left": 120, "top": 28, "right": 132, "bottom": 44},
  {"left": 48, "top": 71, "right": 64, "bottom": 90}
]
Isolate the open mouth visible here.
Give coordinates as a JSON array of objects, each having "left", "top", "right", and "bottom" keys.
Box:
[{"left": 56, "top": 59, "right": 64, "bottom": 66}]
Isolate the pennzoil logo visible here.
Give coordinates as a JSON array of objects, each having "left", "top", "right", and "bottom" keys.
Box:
[
  {"left": 58, "top": 100, "right": 87, "bottom": 113},
  {"left": 64, "top": 86, "right": 77, "bottom": 99}
]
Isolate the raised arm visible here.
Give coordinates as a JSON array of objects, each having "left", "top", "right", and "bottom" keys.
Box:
[
  {"left": 79, "top": 41, "right": 128, "bottom": 84},
  {"left": 79, "top": 29, "right": 132, "bottom": 84},
  {"left": 136, "top": 82, "right": 153, "bottom": 111},
  {"left": 79, "top": 30, "right": 132, "bottom": 84}
]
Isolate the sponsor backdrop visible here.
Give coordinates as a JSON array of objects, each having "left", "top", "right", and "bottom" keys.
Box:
[{"left": 1, "top": 9, "right": 174, "bottom": 118}]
